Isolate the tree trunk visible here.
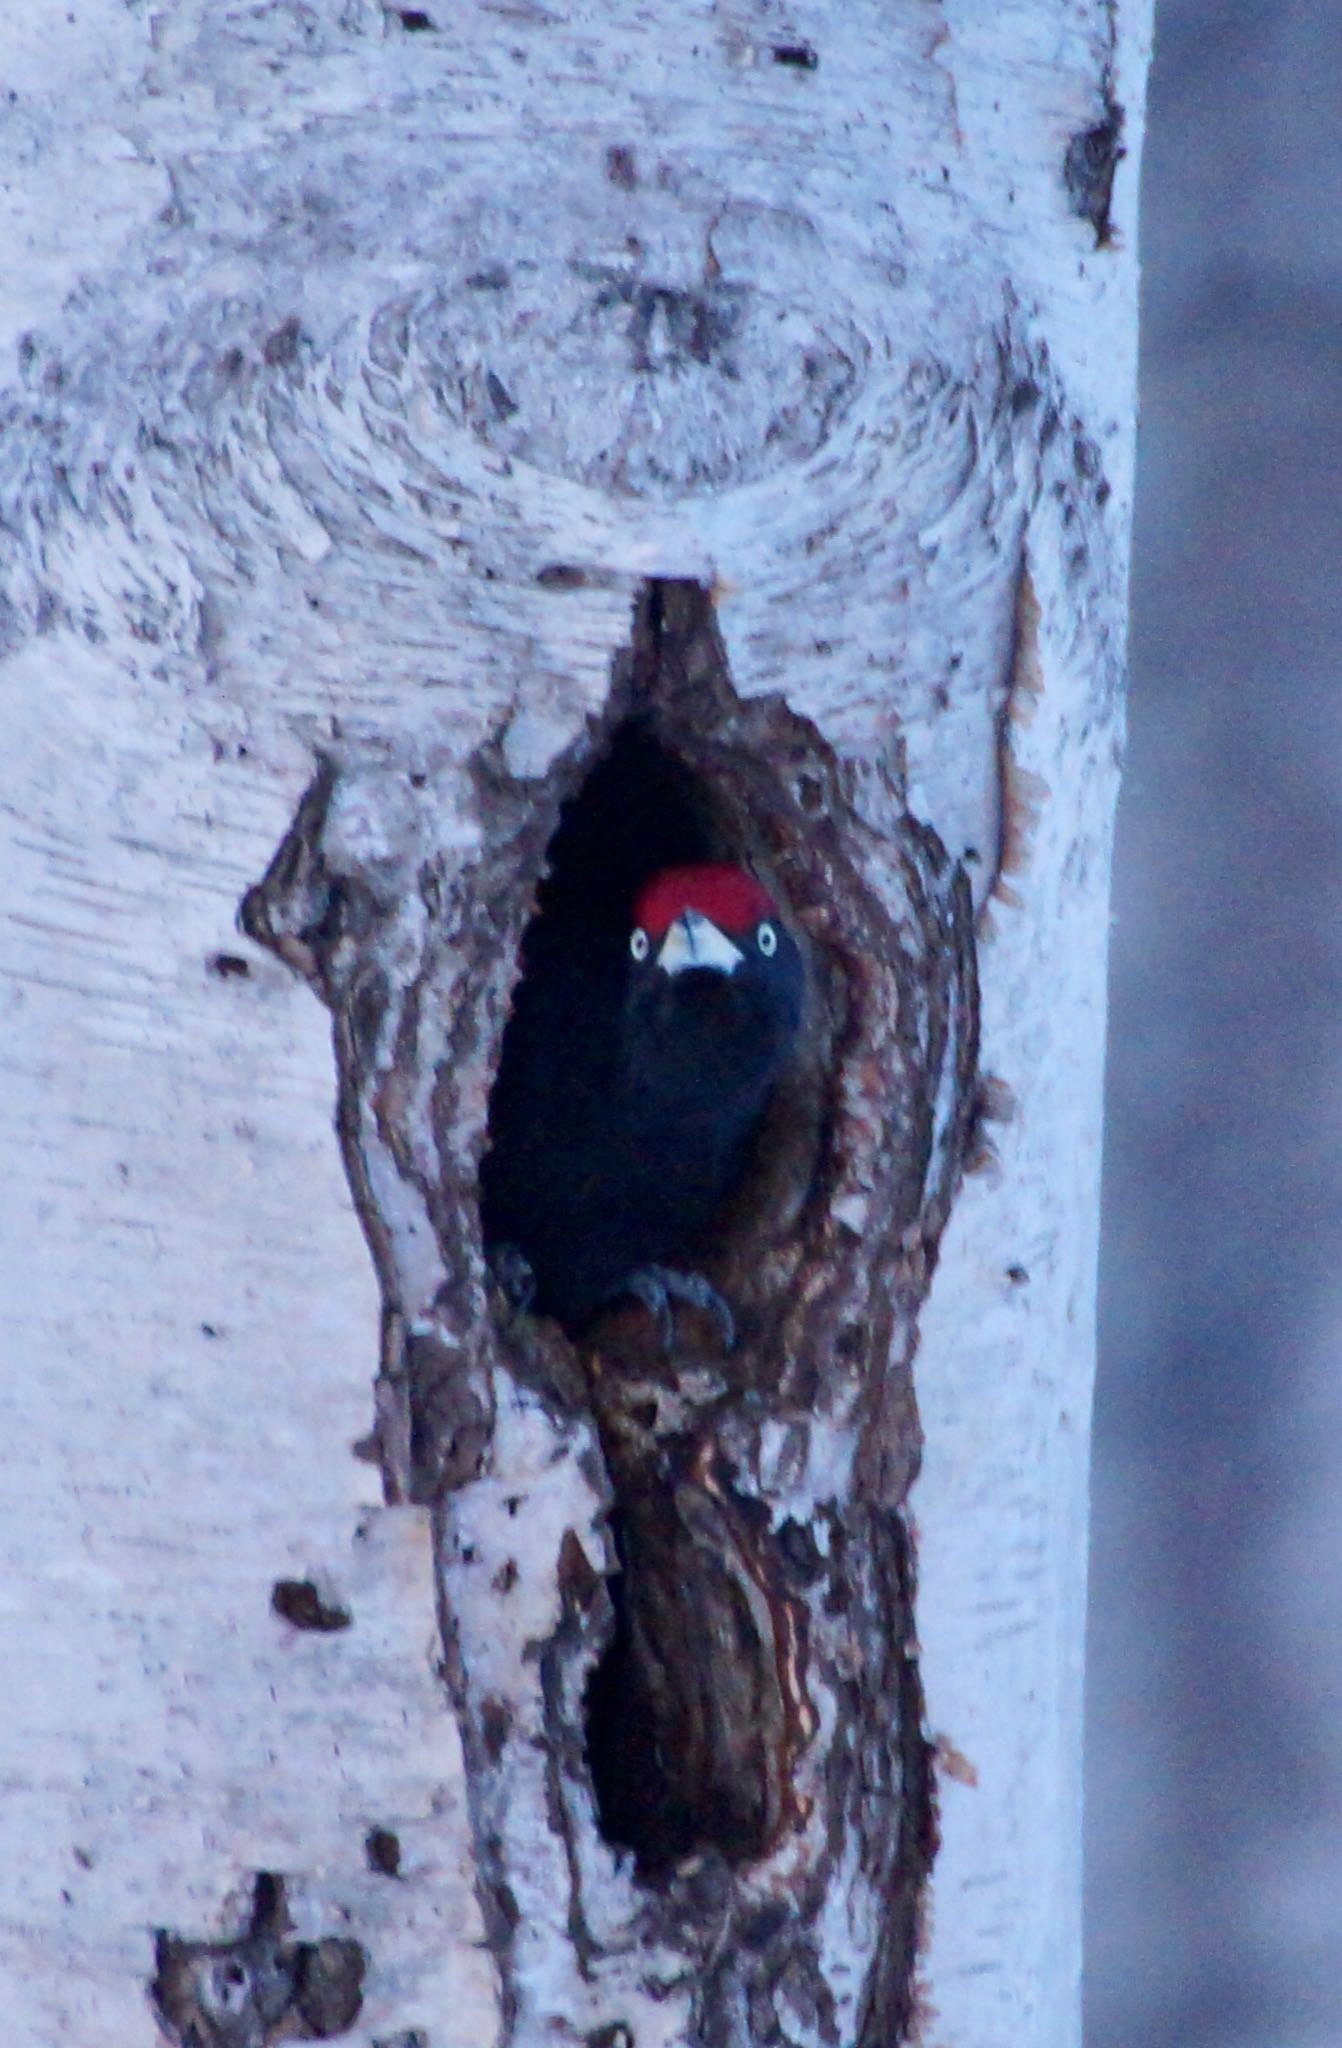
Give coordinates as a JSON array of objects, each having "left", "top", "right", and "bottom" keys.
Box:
[{"left": 0, "top": 4, "right": 1149, "bottom": 2045}]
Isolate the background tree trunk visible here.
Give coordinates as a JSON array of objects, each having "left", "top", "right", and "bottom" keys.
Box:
[{"left": 0, "top": 4, "right": 1149, "bottom": 2044}]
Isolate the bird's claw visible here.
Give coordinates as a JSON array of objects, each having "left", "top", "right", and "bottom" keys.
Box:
[
  {"left": 489, "top": 1242, "right": 537, "bottom": 1315},
  {"left": 616, "top": 1265, "right": 736, "bottom": 1353}
]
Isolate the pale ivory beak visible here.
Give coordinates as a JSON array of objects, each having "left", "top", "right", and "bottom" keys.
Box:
[{"left": 656, "top": 909, "right": 745, "bottom": 977}]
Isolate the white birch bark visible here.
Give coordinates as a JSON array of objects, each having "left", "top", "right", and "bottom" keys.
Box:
[{"left": 0, "top": 3, "right": 1150, "bottom": 2044}]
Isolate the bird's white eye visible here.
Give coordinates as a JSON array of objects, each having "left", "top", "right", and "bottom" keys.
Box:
[
  {"left": 757, "top": 920, "right": 778, "bottom": 957},
  {"left": 630, "top": 927, "right": 650, "bottom": 962}
]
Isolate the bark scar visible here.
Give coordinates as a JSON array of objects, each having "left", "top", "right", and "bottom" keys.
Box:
[{"left": 986, "top": 556, "right": 1049, "bottom": 916}]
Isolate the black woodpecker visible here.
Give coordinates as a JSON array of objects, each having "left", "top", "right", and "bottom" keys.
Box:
[{"left": 481, "top": 861, "right": 805, "bottom": 1339}]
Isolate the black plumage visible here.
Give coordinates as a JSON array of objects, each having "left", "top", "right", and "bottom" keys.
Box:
[{"left": 481, "top": 770, "right": 804, "bottom": 1336}]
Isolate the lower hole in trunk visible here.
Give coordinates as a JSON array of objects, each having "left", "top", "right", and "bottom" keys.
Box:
[
  {"left": 582, "top": 1507, "right": 774, "bottom": 1873},
  {"left": 582, "top": 1515, "right": 701, "bottom": 1871}
]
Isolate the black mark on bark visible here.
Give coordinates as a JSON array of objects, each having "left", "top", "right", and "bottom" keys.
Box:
[
  {"left": 365, "top": 1826, "right": 402, "bottom": 1877},
  {"left": 534, "top": 562, "right": 621, "bottom": 591},
  {"left": 152, "top": 1872, "right": 366, "bottom": 2045},
  {"left": 605, "top": 145, "right": 638, "bottom": 189},
  {"left": 271, "top": 1578, "right": 352, "bottom": 1633},
  {"left": 1065, "top": 89, "right": 1125, "bottom": 247},
  {"left": 485, "top": 370, "right": 518, "bottom": 420},
  {"left": 263, "top": 316, "right": 303, "bottom": 368}
]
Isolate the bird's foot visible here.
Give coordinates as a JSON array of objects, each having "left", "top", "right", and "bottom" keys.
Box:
[
  {"left": 616, "top": 1265, "right": 736, "bottom": 1353},
  {"left": 488, "top": 1242, "right": 537, "bottom": 1315}
]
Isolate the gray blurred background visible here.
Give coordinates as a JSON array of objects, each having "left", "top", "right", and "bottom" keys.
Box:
[{"left": 1087, "top": 4, "right": 1342, "bottom": 2042}]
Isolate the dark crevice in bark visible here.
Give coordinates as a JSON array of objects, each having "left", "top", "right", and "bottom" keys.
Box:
[
  {"left": 854, "top": 1511, "right": 939, "bottom": 2048},
  {"left": 1064, "top": 79, "right": 1126, "bottom": 248},
  {"left": 772, "top": 43, "right": 819, "bottom": 70},
  {"left": 583, "top": 1508, "right": 702, "bottom": 1867}
]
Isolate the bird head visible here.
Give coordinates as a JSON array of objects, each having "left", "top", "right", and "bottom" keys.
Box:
[
  {"left": 625, "top": 863, "right": 805, "bottom": 1101},
  {"left": 630, "top": 864, "right": 780, "bottom": 980}
]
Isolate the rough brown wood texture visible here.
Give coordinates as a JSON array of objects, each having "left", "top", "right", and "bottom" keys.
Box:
[{"left": 244, "top": 583, "right": 979, "bottom": 2045}]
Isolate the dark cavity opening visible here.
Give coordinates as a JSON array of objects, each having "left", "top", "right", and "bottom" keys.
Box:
[
  {"left": 582, "top": 1511, "right": 704, "bottom": 1868},
  {"left": 584, "top": 1486, "right": 782, "bottom": 1872},
  {"left": 479, "top": 587, "right": 846, "bottom": 1872},
  {"left": 479, "top": 721, "right": 740, "bottom": 1340}
]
